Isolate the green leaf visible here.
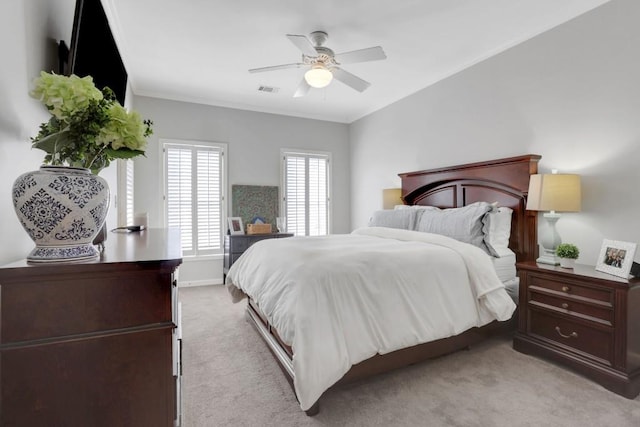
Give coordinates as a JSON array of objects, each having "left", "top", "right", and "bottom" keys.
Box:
[
  {"left": 103, "top": 148, "right": 145, "bottom": 159},
  {"left": 31, "top": 129, "right": 74, "bottom": 154}
]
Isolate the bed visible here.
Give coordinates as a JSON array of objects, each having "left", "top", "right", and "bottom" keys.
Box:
[{"left": 225, "top": 154, "right": 541, "bottom": 415}]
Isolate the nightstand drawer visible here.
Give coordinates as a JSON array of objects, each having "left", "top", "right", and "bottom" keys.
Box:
[
  {"left": 232, "top": 235, "right": 274, "bottom": 252},
  {"left": 230, "top": 253, "right": 243, "bottom": 265},
  {"left": 233, "top": 238, "right": 251, "bottom": 252},
  {"left": 528, "top": 309, "right": 613, "bottom": 365},
  {"left": 224, "top": 233, "right": 294, "bottom": 275},
  {"left": 529, "top": 291, "right": 613, "bottom": 325},
  {"left": 529, "top": 274, "right": 613, "bottom": 303}
]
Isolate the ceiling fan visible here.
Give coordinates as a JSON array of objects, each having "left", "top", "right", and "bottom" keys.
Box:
[{"left": 249, "top": 31, "right": 387, "bottom": 97}]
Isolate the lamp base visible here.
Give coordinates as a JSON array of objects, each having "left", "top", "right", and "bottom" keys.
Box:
[
  {"left": 536, "top": 253, "right": 560, "bottom": 265},
  {"left": 537, "top": 212, "right": 561, "bottom": 265}
]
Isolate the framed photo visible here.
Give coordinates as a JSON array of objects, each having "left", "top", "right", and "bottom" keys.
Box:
[
  {"left": 596, "top": 239, "right": 637, "bottom": 278},
  {"left": 228, "top": 217, "right": 244, "bottom": 235}
]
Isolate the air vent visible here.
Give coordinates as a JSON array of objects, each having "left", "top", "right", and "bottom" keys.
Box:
[{"left": 258, "top": 85, "right": 279, "bottom": 93}]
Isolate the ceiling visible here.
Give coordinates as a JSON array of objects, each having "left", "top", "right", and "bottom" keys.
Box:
[{"left": 102, "top": 0, "right": 609, "bottom": 124}]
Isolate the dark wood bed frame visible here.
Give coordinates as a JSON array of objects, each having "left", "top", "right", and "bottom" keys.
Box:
[{"left": 245, "top": 154, "right": 541, "bottom": 415}]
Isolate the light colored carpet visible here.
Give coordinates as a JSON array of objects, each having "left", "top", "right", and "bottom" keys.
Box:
[{"left": 180, "top": 285, "right": 640, "bottom": 427}]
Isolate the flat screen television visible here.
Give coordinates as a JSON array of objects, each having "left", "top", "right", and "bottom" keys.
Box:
[{"left": 59, "top": 0, "right": 128, "bottom": 105}]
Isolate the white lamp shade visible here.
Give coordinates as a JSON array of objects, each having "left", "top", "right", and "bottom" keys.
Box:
[
  {"left": 382, "top": 188, "right": 403, "bottom": 209},
  {"left": 304, "top": 65, "right": 333, "bottom": 88},
  {"left": 526, "top": 174, "right": 581, "bottom": 212}
]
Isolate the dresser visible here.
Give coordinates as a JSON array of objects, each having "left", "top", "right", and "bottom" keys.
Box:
[
  {"left": 0, "top": 229, "right": 182, "bottom": 427},
  {"left": 223, "top": 233, "right": 293, "bottom": 279},
  {"left": 514, "top": 261, "right": 640, "bottom": 399}
]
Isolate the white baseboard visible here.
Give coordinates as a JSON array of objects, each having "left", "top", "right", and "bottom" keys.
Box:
[{"left": 178, "top": 278, "right": 223, "bottom": 287}]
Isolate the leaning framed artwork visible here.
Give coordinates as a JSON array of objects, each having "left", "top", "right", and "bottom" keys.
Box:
[
  {"left": 228, "top": 217, "right": 244, "bottom": 235},
  {"left": 595, "top": 239, "right": 637, "bottom": 278}
]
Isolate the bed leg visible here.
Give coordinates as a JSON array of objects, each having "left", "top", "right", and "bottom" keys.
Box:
[{"left": 305, "top": 401, "right": 320, "bottom": 416}]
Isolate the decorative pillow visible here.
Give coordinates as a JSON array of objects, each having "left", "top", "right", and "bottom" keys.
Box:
[
  {"left": 369, "top": 209, "right": 420, "bottom": 230},
  {"left": 415, "top": 202, "right": 493, "bottom": 252},
  {"left": 482, "top": 207, "right": 513, "bottom": 257}
]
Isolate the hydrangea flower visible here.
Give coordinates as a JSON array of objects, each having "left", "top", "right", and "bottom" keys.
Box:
[
  {"left": 30, "top": 73, "right": 103, "bottom": 120},
  {"left": 29, "top": 71, "right": 153, "bottom": 174},
  {"left": 96, "top": 104, "right": 148, "bottom": 151}
]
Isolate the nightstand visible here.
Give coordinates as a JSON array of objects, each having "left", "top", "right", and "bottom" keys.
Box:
[
  {"left": 514, "top": 261, "right": 640, "bottom": 398},
  {"left": 223, "top": 233, "right": 293, "bottom": 280}
]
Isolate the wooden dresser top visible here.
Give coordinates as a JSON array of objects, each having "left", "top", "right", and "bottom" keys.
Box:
[{"left": 0, "top": 228, "right": 182, "bottom": 275}]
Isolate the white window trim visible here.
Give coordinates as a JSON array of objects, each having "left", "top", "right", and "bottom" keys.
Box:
[
  {"left": 161, "top": 138, "right": 228, "bottom": 258},
  {"left": 280, "top": 148, "right": 332, "bottom": 236}
]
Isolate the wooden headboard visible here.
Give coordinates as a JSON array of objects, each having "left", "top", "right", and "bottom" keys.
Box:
[{"left": 398, "top": 155, "right": 541, "bottom": 262}]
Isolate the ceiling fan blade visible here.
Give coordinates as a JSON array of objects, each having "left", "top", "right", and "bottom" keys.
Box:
[
  {"left": 331, "top": 67, "right": 371, "bottom": 92},
  {"left": 286, "top": 34, "right": 318, "bottom": 57},
  {"left": 249, "top": 63, "right": 305, "bottom": 73},
  {"left": 334, "top": 46, "right": 386, "bottom": 64},
  {"left": 293, "top": 78, "right": 311, "bottom": 98}
]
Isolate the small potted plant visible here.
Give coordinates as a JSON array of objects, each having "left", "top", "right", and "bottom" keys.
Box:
[{"left": 556, "top": 243, "right": 579, "bottom": 269}]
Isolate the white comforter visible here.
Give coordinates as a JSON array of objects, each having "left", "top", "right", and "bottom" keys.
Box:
[{"left": 225, "top": 227, "right": 516, "bottom": 411}]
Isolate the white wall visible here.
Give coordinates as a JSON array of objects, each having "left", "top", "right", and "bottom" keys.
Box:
[
  {"left": 0, "top": 0, "right": 120, "bottom": 265},
  {"left": 350, "top": 0, "right": 640, "bottom": 266},
  {"left": 131, "top": 96, "right": 350, "bottom": 285}
]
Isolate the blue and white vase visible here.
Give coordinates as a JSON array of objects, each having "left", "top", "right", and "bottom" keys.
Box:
[{"left": 12, "top": 165, "right": 110, "bottom": 263}]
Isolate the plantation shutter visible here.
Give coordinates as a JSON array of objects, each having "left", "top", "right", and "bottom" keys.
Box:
[
  {"left": 166, "top": 146, "right": 194, "bottom": 254},
  {"left": 283, "top": 151, "right": 329, "bottom": 236},
  {"left": 125, "top": 160, "right": 134, "bottom": 226},
  {"left": 116, "top": 159, "right": 135, "bottom": 227},
  {"left": 165, "top": 142, "right": 225, "bottom": 256},
  {"left": 308, "top": 156, "right": 328, "bottom": 236},
  {"left": 196, "top": 149, "right": 222, "bottom": 252},
  {"left": 285, "top": 155, "right": 307, "bottom": 236}
]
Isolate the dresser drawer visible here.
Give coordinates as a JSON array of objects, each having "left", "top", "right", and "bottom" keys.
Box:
[
  {"left": 529, "top": 291, "right": 613, "bottom": 325},
  {"left": 2, "top": 270, "right": 172, "bottom": 343},
  {"left": 528, "top": 309, "right": 614, "bottom": 365},
  {"left": 529, "top": 273, "right": 613, "bottom": 303}
]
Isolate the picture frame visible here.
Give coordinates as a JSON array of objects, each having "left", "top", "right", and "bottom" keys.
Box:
[
  {"left": 595, "top": 239, "right": 637, "bottom": 279},
  {"left": 228, "top": 217, "right": 244, "bottom": 235}
]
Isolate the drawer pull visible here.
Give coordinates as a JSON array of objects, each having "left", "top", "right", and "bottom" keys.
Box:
[
  {"left": 555, "top": 326, "right": 578, "bottom": 339},
  {"left": 561, "top": 303, "right": 569, "bottom": 309},
  {"left": 561, "top": 286, "right": 571, "bottom": 293}
]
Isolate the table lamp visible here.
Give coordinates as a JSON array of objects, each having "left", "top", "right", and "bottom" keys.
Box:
[
  {"left": 382, "top": 188, "right": 403, "bottom": 209},
  {"left": 526, "top": 171, "right": 581, "bottom": 265}
]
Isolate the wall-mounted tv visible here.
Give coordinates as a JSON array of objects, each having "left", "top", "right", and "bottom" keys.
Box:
[{"left": 60, "top": 0, "right": 128, "bottom": 105}]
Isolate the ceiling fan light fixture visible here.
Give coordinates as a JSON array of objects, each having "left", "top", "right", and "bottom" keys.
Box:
[{"left": 304, "top": 65, "right": 333, "bottom": 88}]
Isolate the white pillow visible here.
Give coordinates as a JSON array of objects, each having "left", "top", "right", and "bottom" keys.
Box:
[
  {"left": 394, "top": 204, "right": 439, "bottom": 211},
  {"left": 482, "top": 207, "right": 513, "bottom": 257},
  {"left": 415, "top": 202, "right": 492, "bottom": 252},
  {"left": 369, "top": 209, "right": 420, "bottom": 230}
]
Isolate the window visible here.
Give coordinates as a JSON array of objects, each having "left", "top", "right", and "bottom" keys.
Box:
[
  {"left": 281, "top": 150, "right": 330, "bottom": 236},
  {"left": 163, "top": 140, "right": 226, "bottom": 257}
]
